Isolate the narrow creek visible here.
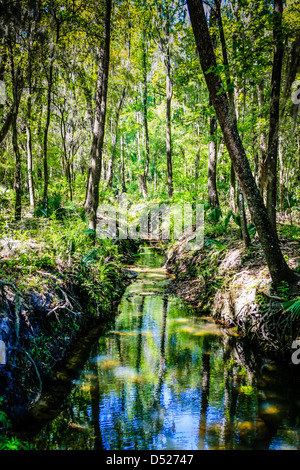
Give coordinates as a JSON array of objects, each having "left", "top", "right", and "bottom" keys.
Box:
[{"left": 20, "top": 246, "right": 300, "bottom": 450}]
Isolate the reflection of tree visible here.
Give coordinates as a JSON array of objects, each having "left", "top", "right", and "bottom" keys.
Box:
[
  {"left": 198, "top": 336, "right": 210, "bottom": 449},
  {"left": 90, "top": 355, "right": 103, "bottom": 450},
  {"left": 136, "top": 296, "right": 145, "bottom": 373},
  {"left": 219, "top": 367, "right": 236, "bottom": 449},
  {"left": 142, "top": 295, "right": 169, "bottom": 446},
  {"left": 153, "top": 295, "right": 168, "bottom": 406},
  {"left": 132, "top": 295, "right": 147, "bottom": 448}
]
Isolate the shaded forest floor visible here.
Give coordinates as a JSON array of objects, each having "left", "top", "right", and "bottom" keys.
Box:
[{"left": 165, "top": 215, "right": 300, "bottom": 363}]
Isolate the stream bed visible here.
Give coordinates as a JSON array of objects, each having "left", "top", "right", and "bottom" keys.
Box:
[{"left": 21, "top": 247, "right": 300, "bottom": 450}]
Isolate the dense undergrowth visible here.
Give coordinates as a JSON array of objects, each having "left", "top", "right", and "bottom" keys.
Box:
[{"left": 0, "top": 205, "right": 140, "bottom": 446}]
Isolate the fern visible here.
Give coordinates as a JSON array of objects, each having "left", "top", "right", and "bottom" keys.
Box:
[
  {"left": 282, "top": 298, "right": 300, "bottom": 320},
  {"left": 80, "top": 249, "right": 99, "bottom": 267}
]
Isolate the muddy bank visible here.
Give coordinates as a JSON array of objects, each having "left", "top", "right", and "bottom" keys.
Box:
[
  {"left": 0, "top": 242, "right": 139, "bottom": 426},
  {"left": 165, "top": 235, "right": 300, "bottom": 362}
]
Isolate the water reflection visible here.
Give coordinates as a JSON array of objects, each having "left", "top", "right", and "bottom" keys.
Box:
[{"left": 29, "top": 247, "right": 300, "bottom": 450}]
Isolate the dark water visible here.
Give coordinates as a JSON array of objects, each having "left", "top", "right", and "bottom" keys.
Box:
[{"left": 25, "top": 247, "right": 300, "bottom": 450}]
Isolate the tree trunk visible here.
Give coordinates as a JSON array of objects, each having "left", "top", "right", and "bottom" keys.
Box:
[
  {"left": 106, "top": 87, "right": 126, "bottom": 188},
  {"left": 195, "top": 146, "right": 200, "bottom": 182},
  {"left": 207, "top": 1, "right": 220, "bottom": 210},
  {"left": 139, "top": 29, "right": 150, "bottom": 198},
  {"left": 187, "top": 0, "right": 298, "bottom": 285},
  {"left": 9, "top": 39, "right": 23, "bottom": 221},
  {"left": 11, "top": 75, "right": 22, "bottom": 221},
  {"left": 207, "top": 109, "right": 220, "bottom": 209},
  {"left": 120, "top": 134, "right": 126, "bottom": 192},
  {"left": 26, "top": 38, "right": 34, "bottom": 210},
  {"left": 42, "top": 40, "right": 56, "bottom": 214},
  {"left": 237, "top": 183, "right": 251, "bottom": 248},
  {"left": 230, "top": 163, "right": 237, "bottom": 215},
  {"left": 257, "top": 80, "right": 268, "bottom": 198},
  {"left": 154, "top": 4, "right": 173, "bottom": 199},
  {"left": 166, "top": 53, "right": 173, "bottom": 199},
  {"left": 266, "top": 0, "right": 284, "bottom": 237},
  {"left": 84, "top": 0, "right": 111, "bottom": 231},
  {"left": 278, "top": 134, "right": 284, "bottom": 212},
  {"left": 59, "top": 109, "right": 73, "bottom": 202}
]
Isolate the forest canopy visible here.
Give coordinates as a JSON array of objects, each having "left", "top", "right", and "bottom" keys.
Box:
[{"left": 0, "top": 0, "right": 299, "bottom": 284}]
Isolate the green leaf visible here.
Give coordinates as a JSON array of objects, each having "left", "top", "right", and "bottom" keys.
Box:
[
  {"left": 224, "top": 211, "right": 233, "bottom": 229},
  {"left": 282, "top": 298, "right": 300, "bottom": 319}
]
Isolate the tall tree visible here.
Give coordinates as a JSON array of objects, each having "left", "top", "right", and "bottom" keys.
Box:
[
  {"left": 7, "top": 15, "right": 23, "bottom": 222},
  {"left": 215, "top": 0, "right": 250, "bottom": 245},
  {"left": 106, "top": 86, "right": 126, "bottom": 188},
  {"left": 187, "top": 0, "right": 299, "bottom": 285},
  {"left": 25, "top": 8, "right": 37, "bottom": 211},
  {"left": 41, "top": 3, "right": 61, "bottom": 213},
  {"left": 207, "top": 103, "right": 219, "bottom": 210},
  {"left": 266, "top": 0, "right": 284, "bottom": 237},
  {"left": 9, "top": 59, "right": 23, "bottom": 221},
  {"left": 84, "top": 0, "right": 112, "bottom": 231},
  {"left": 153, "top": 0, "right": 175, "bottom": 199},
  {"left": 207, "top": 5, "right": 220, "bottom": 211},
  {"left": 139, "top": 29, "right": 150, "bottom": 198}
]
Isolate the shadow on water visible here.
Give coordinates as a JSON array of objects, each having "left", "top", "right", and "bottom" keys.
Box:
[{"left": 17, "top": 246, "right": 300, "bottom": 450}]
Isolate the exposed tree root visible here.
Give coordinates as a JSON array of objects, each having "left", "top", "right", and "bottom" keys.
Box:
[{"left": 165, "top": 235, "right": 300, "bottom": 362}]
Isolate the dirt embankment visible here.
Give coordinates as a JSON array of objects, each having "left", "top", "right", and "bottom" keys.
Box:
[
  {"left": 165, "top": 235, "right": 300, "bottom": 362},
  {"left": 0, "top": 241, "right": 139, "bottom": 425}
]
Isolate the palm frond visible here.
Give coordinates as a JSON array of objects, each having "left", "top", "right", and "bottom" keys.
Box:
[{"left": 282, "top": 298, "right": 300, "bottom": 320}]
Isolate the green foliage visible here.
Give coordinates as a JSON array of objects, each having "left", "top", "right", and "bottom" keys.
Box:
[
  {"left": 35, "top": 193, "right": 63, "bottom": 218},
  {"left": 282, "top": 298, "right": 300, "bottom": 320},
  {"left": 277, "top": 281, "right": 291, "bottom": 298},
  {"left": 0, "top": 436, "right": 33, "bottom": 450},
  {"left": 0, "top": 400, "right": 33, "bottom": 450},
  {"left": 0, "top": 186, "right": 14, "bottom": 212}
]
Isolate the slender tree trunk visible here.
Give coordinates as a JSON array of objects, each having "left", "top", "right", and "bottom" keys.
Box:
[
  {"left": 230, "top": 163, "right": 237, "bottom": 215},
  {"left": 187, "top": 0, "right": 298, "bottom": 285},
  {"left": 195, "top": 146, "right": 200, "bottom": 182},
  {"left": 84, "top": 0, "right": 111, "bottom": 231},
  {"left": 120, "top": 134, "right": 126, "bottom": 192},
  {"left": 154, "top": 4, "right": 173, "bottom": 198},
  {"left": 42, "top": 42, "right": 55, "bottom": 213},
  {"left": 266, "top": 0, "right": 284, "bottom": 237},
  {"left": 26, "top": 39, "right": 34, "bottom": 210},
  {"left": 59, "top": 110, "right": 73, "bottom": 201},
  {"left": 207, "top": 1, "right": 220, "bottom": 211},
  {"left": 166, "top": 53, "right": 173, "bottom": 199},
  {"left": 278, "top": 134, "right": 285, "bottom": 211},
  {"left": 163, "top": 8, "right": 173, "bottom": 200},
  {"left": 11, "top": 72, "right": 22, "bottom": 221},
  {"left": 140, "top": 30, "right": 150, "bottom": 198},
  {"left": 207, "top": 109, "right": 220, "bottom": 209},
  {"left": 26, "top": 104, "right": 34, "bottom": 210},
  {"left": 106, "top": 87, "right": 126, "bottom": 188},
  {"left": 257, "top": 80, "right": 268, "bottom": 198},
  {"left": 237, "top": 183, "right": 251, "bottom": 247},
  {"left": 9, "top": 39, "right": 23, "bottom": 221},
  {"left": 66, "top": 155, "right": 73, "bottom": 202}
]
